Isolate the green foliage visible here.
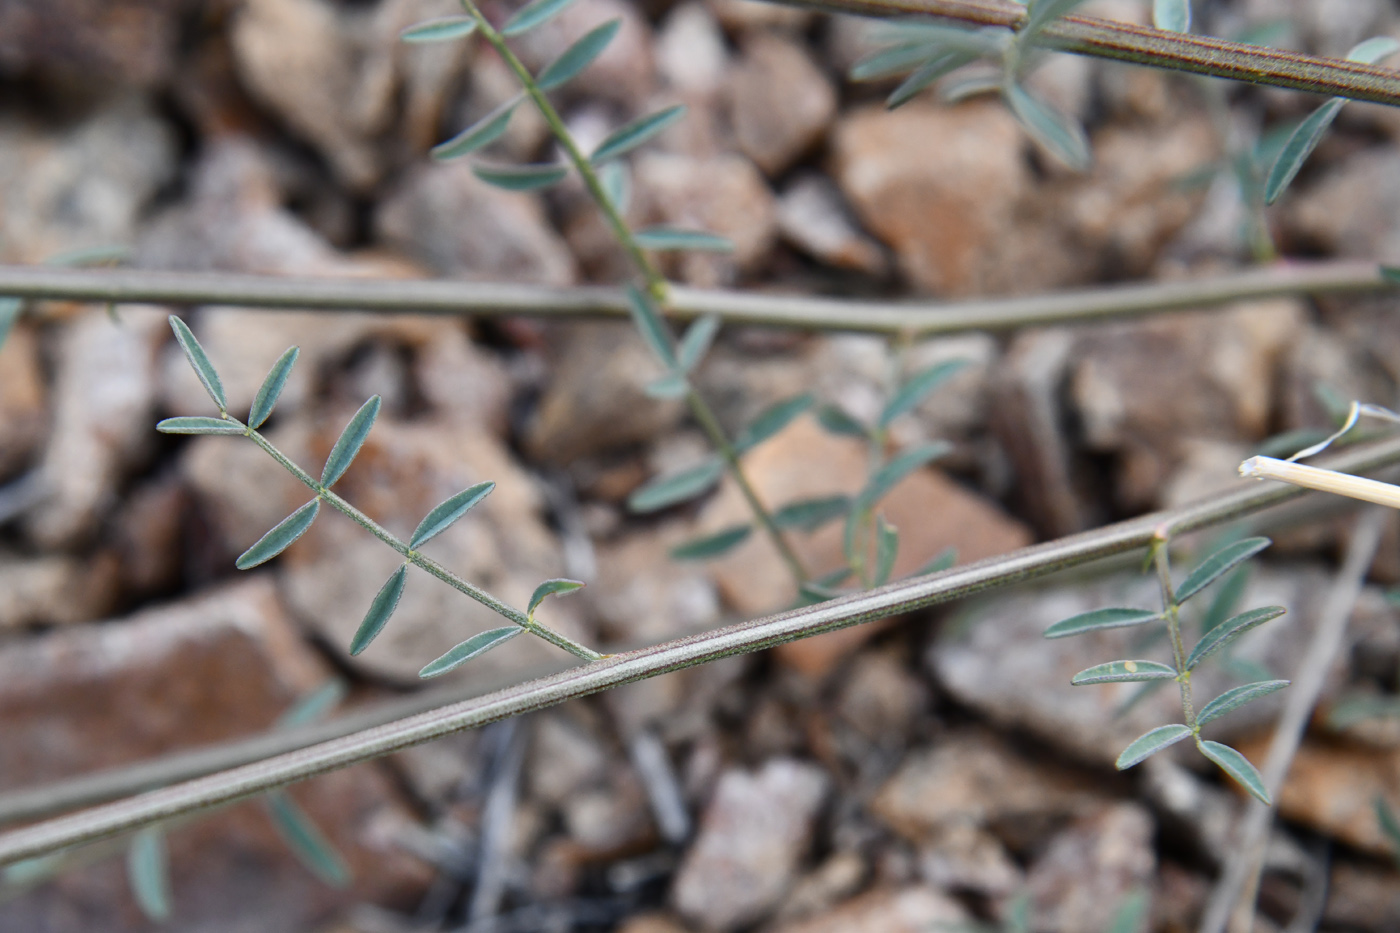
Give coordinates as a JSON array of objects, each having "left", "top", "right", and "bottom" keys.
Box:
[
  {"left": 126, "top": 828, "right": 171, "bottom": 921},
  {"left": 420, "top": 627, "right": 524, "bottom": 677},
  {"left": 671, "top": 525, "right": 752, "bottom": 560},
  {"left": 350, "top": 566, "right": 407, "bottom": 656},
  {"left": 471, "top": 162, "right": 569, "bottom": 191},
  {"left": 1043, "top": 607, "right": 1160, "bottom": 639},
  {"left": 169, "top": 316, "right": 227, "bottom": 412},
  {"left": 321, "top": 396, "right": 381, "bottom": 487},
  {"left": 1152, "top": 0, "right": 1190, "bottom": 33},
  {"left": 236, "top": 500, "right": 321, "bottom": 570},
  {"left": 501, "top": 0, "right": 580, "bottom": 37},
  {"left": 592, "top": 107, "right": 686, "bottom": 164},
  {"left": 264, "top": 792, "right": 351, "bottom": 887},
  {"left": 528, "top": 578, "right": 585, "bottom": 617},
  {"left": 432, "top": 101, "right": 518, "bottom": 160},
  {"left": 633, "top": 227, "right": 734, "bottom": 252},
  {"left": 400, "top": 16, "right": 477, "bottom": 42},
  {"left": 537, "top": 19, "right": 620, "bottom": 90},
  {"left": 248, "top": 346, "right": 299, "bottom": 430},
  {"left": 627, "top": 459, "right": 724, "bottom": 513}
]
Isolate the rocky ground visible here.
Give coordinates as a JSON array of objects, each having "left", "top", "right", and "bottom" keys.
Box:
[{"left": 2, "top": 0, "right": 1400, "bottom": 930}]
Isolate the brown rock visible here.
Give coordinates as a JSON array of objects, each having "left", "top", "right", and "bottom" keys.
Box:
[
  {"left": 376, "top": 159, "right": 577, "bottom": 284},
  {"left": 834, "top": 649, "right": 928, "bottom": 746},
  {"left": 0, "top": 552, "right": 120, "bottom": 629},
  {"left": 618, "top": 914, "right": 694, "bottom": 933},
  {"left": 776, "top": 175, "right": 887, "bottom": 275},
  {"left": 775, "top": 851, "right": 868, "bottom": 923},
  {"left": 1324, "top": 859, "right": 1400, "bottom": 931},
  {"left": 672, "top": 759, "right": 828, "bottom": 930},
  {"left": 916, "top": 823, "right": 1022, "bottom": 897},
  {"left": 0, "top": 0, "right": 192, "bottom": 87},
  {"left": 765, "top": 886, "right": 967, "bottom": 933},
  {"left": 1025, "top": 803, "right": 1156, "bottom": 933},
  {"left": 0, "top": 580, "right": 432, "bottom": 932},
  {"left": 589, "top": 524, "right": 724, "bottom": 647},
  {"left": 1284, "top": 149, "right": 1400, "bottom": 258},
  {"left": 656, "top": 2, "right": 730, "bottom": 99},
  {"left": 0, "top": 324, "right": 47, "bottom": 481},
  {"left": 726, "top": 34, "right": 836, "bottom": 177}
]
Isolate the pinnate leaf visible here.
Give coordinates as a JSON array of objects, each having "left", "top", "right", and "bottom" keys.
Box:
[
  {"left": 420, "top": 626, "right": 523, "bottom": 677},
  {"left": 1199, "top": 740, "right": 1270, "bottom": 804},
  {"left": 1152, "top": 0, "right": 1190, "bottom": 32},
  {"left": 592, "top": 105, "right": 687, "bottom": 164},
  {"left": 265, "top": 791, "right": 351, "bottom": 887},
  {"left": 628, "top": 458, "right": 724, "bottom": 513},
  {"left": 127, "top": 828, "right": 171, "bottom": 921},
  {"left": 537, "top": 19, "right": 620, "bottom": 90},
  {"left": 1196, "top": 680, "right": 1289, "bottom": 727},
  {"left": 677, "top": 314, "right": 721, "bottom": 373},
  {"left": 410, "top": 481, "right": 495, "bottom": 549},
  {"left": 735, "top": 394, "right": 813, "bottom": 452},
  {"left": 432, "top": 100, "right": 517, "bottom": 160},
  {"left": 321, "top": 396, "right": 380, "bottom": 487},
  {"left": 249, "top": 346, "right": 299, "bottom": 429},
  {"left": 501, "top": 0, "right": 579, "bottom": 36},
  {"left": 671, "top": 524, "right": 752, "bottom": 560},
  {"left": 1071, "top": 659, "right": 1177, "bottom": 685},
  {"left": 1044, "top": 607, "right": 1160, "bottom": 639},
  {"left": 880, "top": 358, "right": 971, "bottom": 426},
  {"left": 634, "top": 227, "right": 734, "bottom": 252},
  {"left": 1116, "top": 723, "right": 1192, "bottom": 769},
  {"left": 1005, "top": 83, "right": 1091, "bottom": 171},
  {"left": 472, "top": 162, "right": 569, "bottom": 191},
  {"left": 625, "top": 284, "right": 676, "bottom": 368},
  {"left": 169, "top": 315, "right": 227, "bottom": 411},
  {"left": 157, "top": 416, "right": 245, "bottom": 435},
  {"left": 772, "top": 495, "right": 850, "bottom": 532},
  {"left": 1184, "top": 605, "right": 1286, "bottom": 671},
  {"left": 350, "top": 566, "right": 407, "bottom": 656},
  {"left": 1175, "top": 537, "right": 1271, "bottom": 603},
  {"left": 528, "top": 578, "right": 585, "bottom": 616},
  {"left": 237, "top": 499, "right": 320, "bottom": 569},
  {"left": 401, "top": 15, "right": 477, "bottom": 42}
]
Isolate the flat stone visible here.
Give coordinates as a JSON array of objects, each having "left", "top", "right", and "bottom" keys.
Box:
[
  {"left": 776, "top": 176, "right": 888, "bottom": 275},
  {"left": 0, "top": 553, "right": 120, "bottom": 629},
  {"left": 0, "top": 0, "right": 194, "bottom": 87},
  {"left": 726, "top": 33, "right": 836, "bottom": 177},
  {"left": 672, "top": 759, "right": 828, "bottom": 930}
]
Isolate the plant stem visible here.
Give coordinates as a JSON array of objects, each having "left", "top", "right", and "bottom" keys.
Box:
[
  {"left": 461, "top": 0, "right": 807, "bottom": 583},
  {"left": 774, "top": 0, "right": 1400, "bottom": 107},
  {"left": 240, "top": 417, "right": 602, "bottom": 661},
  {"left": 0, "top": 261, "right": 1388, "bottom": 335},
  {"left": 1151, "top": 537, "right": 1196, "bottom": 729},
  {"left": 4, "top": 435, "right": 1400, "bottom": 865}
]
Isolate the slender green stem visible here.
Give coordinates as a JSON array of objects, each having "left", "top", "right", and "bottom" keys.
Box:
[
  {"left": 461, "top": 0, "right": 807, "bottom": 584},
  {"left": 1151, "top": 536, "right": 1196, "bottom": 730},
  {"left": 237, "top": 416, "right": 602, "bottom": 661}
]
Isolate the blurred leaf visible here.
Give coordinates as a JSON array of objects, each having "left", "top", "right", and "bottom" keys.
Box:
[
  {"left": 797, "top": 566, "right": 855, "bottom": 604},
  {"left": 1199, "top": 563, "right": 1249, "bottom": 634},
  {"left": 1175, "top": 537, "right": 1271, "bottom": 603},
  {"left": 880, "top": 358, "right": 971, "bottom": 427},
  {"left": 1326, "top": 694, "right": 1400, "bottom": 729},
  {"left": 1185, "top": 606, "right": 1285, "bottom": 670},
  {"left": 277, "top": 679, "right": 348, "bottom": 729},
  {"left": 501, "top": 0, "right": 580, "bottom": 36},
  {"left": 350, "top": 566, "right": 408, "bottom": 656},
  {"left": 644, "top": 372, "right": 689, "bottom": 399},
  {"left": 1005, "top": 83, "right": 1091, "bottom": 171},
  {"left": 157, "top": 416, "right": 245, "bottom": 435},
  {"left": 0, "top": 297, "right": 20, "bottom": 351},
  {"left": 735, "top": 394, "right": 814, "bottom": 452},
  {"left": 1197, "top": 680, "right": 1289, "bottom": 727},
  {"left": 169, "top": 315, "right": 227, "bottom": 411},
  {"left": 591, "top": 105, "right": 686, "bottom": 164},
  {"left": 1313, "top": 381, "right": 1355, "bottom": 425},
  {"left": 886, "top": 50, "right": 977, "bottom": 109},
  {"left": 1264, "top": 97, "right": 1344, "bottom": 205},
  {"left": 627, "top": 458, "right": 724, "bottom": 513},
  {"left": 772, "top": 495, "right": 850, "bottom": 532},
  {"left": 1152, "top": 0, "right": 1190, "bottom": 32},
  {"left": 1116, "top": 723, "right": 1192, "bottom": 769},
  {"left": 248, "top": 346, "right": 299, "bottom": 430},
  {"left": 671, "top": 524, "right": 752, "bottom": 560},
  {"left": 1006, "top": 892, "right": 1032, "bottom": 933},
  {"left": 1071, "top": 659, "right": 1177, "bottom": 685},
  {"left": 1253, "top": 427, "right": 1331, "bottom": 460},
  {"left": 1044, "top": 607, "right": 1160, "bottom": 639},
  {"left": 321, "top": 396, "right": 381, "bottom": 487},
  {"left": 1346, "top": 35, "right": 1400, "bottom": 64},
  {"left": 472, "top": 162, "right": 569, "bottom": 191},
  {"left": 528, "top": 578, "right": 585, "bottom": 617},
  {"left": 1384, "top": 265, "right": 1400, "bottom": 286},
  {"left": 236, "top": 500, "right": 321, "bottom": 570},
  {"left": 1022, "top": 0, "right": 1091, "bottom": 43},
  {"left": 873, "top": 516, "right": 899, "bottom": 586},
  {"left": 816, "top": 404, "right": 868, "bottom": 438},
  {"left": 634, "top": 227, "right": 734, "bottom": 252},
  {"left": 625, "top": 284, "right": 677, "bottom": 368},
  {"left": 1103, "top": 889, "right": 1150, "bottom": 933},
  {"left": 850, "top": 42, "right": 943, "bottom": 81},
  {"left": 46, "top": 244, "right": 131, "bottom": 267},
  {"left": 420, "top": 626, "right": 523, "bottom": 677},
  {"left": 432, "top": 99, "right": 518, "bottom": 159},
  {"left": 410, "top": 482, "right": 495, "bottom": 549},
  {"left": 941, "top": 67, "right": 1002, "bottom": 103},
  {"left": 867, "top": 20, "right": 1008, "bottom": 54},
  {"left": 400, "top": 15, "right": 478, "bottom": 42},
  {"left": 265, "top": 791, "right": 351, "bottom": 887},
  {"left": 677, "top": 314, "right": 721, "bottom": 373},
  {"left": 1376, "top": 798, "right": 1400, "bottom": 869},
  {"left": 912, "top": 546, "right": 957, "bottom": 576},
  {"left": 597, "top": 160, "right": 631, "bottom": 212},
  {"left": 2, "top": 854, "right": 64, "bottom": 887},
  {"left": 1199, "top": 740, "right": 1269, "bottom": 804},
  {"left": 127, "top": 828, "right": 171, "bottom": 921},
  {"left": 537, "top": 19, "right": 620, "bottom": 90},
  {"left": 857, "top": 441, "right": 952, "bottom": 510}
]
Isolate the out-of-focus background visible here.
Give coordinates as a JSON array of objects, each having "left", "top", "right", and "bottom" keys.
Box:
[{"left": 3, "top": 0, "right": 1400, "bottom": 930}]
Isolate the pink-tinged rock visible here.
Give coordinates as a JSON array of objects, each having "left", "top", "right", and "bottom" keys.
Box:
[
  {"left": 0, "top": 323, "right": 46, "bottom": 481},
  {"left": 1025, "top": 803, "right": 1156, "bottom": 933},
  {"left": 765, "top": 886, "right": 968, "bottom": 933},
  {"left": 726, "top": 33, "right": 836, "bottom": 177}
]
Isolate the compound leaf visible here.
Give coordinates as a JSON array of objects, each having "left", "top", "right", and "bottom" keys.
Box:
[
  {"left": 880, "top": 358, "right": 971, "bottom": 427},
  {"left": 472, "top": 162, "right": 569, "bottom": 191},
  {"left": 432, "top": 100, "right": 518, "bottom": 160},
  {"left": 1199, "top": 740, "right": 1270, "bottom": 804},
  {"left": 634, "top": 227, "right": 734, "bottom": 252},
  {"left": 671, "top": 524, "right": 752, "bottom": 560},
  {"left": 420, "top": 626, "right": 523, "bottom": 677},
  {"left": 169, "top": 315, "right": 226, "bottom": 411},
  {"left": 591, "top": 104, "right": 686, "bottom": 164},
  {"left": 1071, "top": 659, "right": 1178, "bottom": 685},
  {"left": 249, "top": 346, "right": 299, "bottom": 429},
  {"left": 772, "top": 495, "right": 850, "bottom": 532},
  {"left": 1116, "top": 723, "right": 1192, "bottom": 769},
  {"left": 236, "top": 499, "right": 320, "bottom": 570},
  {"left": 350, "top": 566, "right": 407, "bottom": 656},
  {"left": 127, "top": 828, "right": 171, "bottom": 921},
  {"left": 1005, "top": 83, "right": 1091, "bottom": 171},
  {"left": 1175, "top": 537, "right": 1271, "bottom": 603},
  {"left": 735, "top": 394, "right": 814, "bottom": 452},
  {"left": 1197, "top": 679, "right": 1289, "bottom": 727},
  {"left": 410, "top": 481, "right": 495, "bottom": 549},
  {"left": 501, "top": 0, "right": 579, "bottom": 36},
  {"left": 401, "top": 15, "right": 478, "bottom": 42},
  {"left": 1184, "top": 605, "right": 1286, "bottom": 671},
  {"left": 265, "top": 791, "right": 351, "bottom": 887},
  {"left": 627, "top": 458, "right": 724, "bottom": 513},
  {"left": 1044, "top": 607, "right": 1160, "bottom": 639},
  {"left": 157, "top": 416, "right": 245, "bottom": 435},
  {"left": 537, "top": 19, "right": 620, "bottom": 90},
  {"left": 321, "top": 396, "right": 381, "bottom": 487},
  {"left": 528, "top": 578, "right": 585, "bottom": 617}
]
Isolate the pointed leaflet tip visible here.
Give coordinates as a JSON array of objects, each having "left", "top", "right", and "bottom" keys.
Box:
[
  {"left": 127, "top": 828, "right": 171, "bottom": 922},
  {"left": 419, "top": 626, "right": 524, "bottom": 677},
  {"left": 670, "top": 525, "right": 752, "bottom": 560},
  {"left": 501, "top": 0, "right": 581, "bottom": 36},
  {"left": 472, "top": 163, "right": 569, "bottom": 191},
  {"left": 410, "top": 482, "right": 495, "bottom": 549},
  {"left": 265, "top": 790, "right": 352, "bottom": 887},
  {"left": 1174, "top": 537, "right": 1271, "bottom": 603},
  {"left": 169, "top": 315, "right": 227, "bottom": 411},
  {"left": 431, "top": 100, "right": 518, "bottom": 160},
  {"left": 249, "top": 346, "right": 299, "bottom": 429},
  {"left": 1044, "top": 607, "right": 1161, "bottom": 639},
  {"left": 236, "top": 500, "right": 321, "bottom": 569},
  {"left": 400, "top": 15, "right": 478, "bottom": 42},
  {"left": 627, "top": 458, "right": 724, "bottom": 513},
  {"left": 321, "top": 396, "right": 381, "bottom": 487},
  {"left": 157, "top": 416, "right": 245, "bottom": 435},
  {"left": 1071, "top": 659, "right": 1177, "bottom": 685},
  {"left": 350, "top": 566, "right": 408, "bottom": 656},
  {"left": 1199, "top": 740, "right": 1270, "bottom": 804},
  {"left": 528, "top": 578, "right": 585, "bottom": 617},
  {"left": 537, "top": 19, "right": 621, "bottom": 91},
  {"left": 1116, "top": 723, "right": 1192, "bottom": 770},
  {"left": 591, "top": 105, "right": 687, "bottom": 164}
]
